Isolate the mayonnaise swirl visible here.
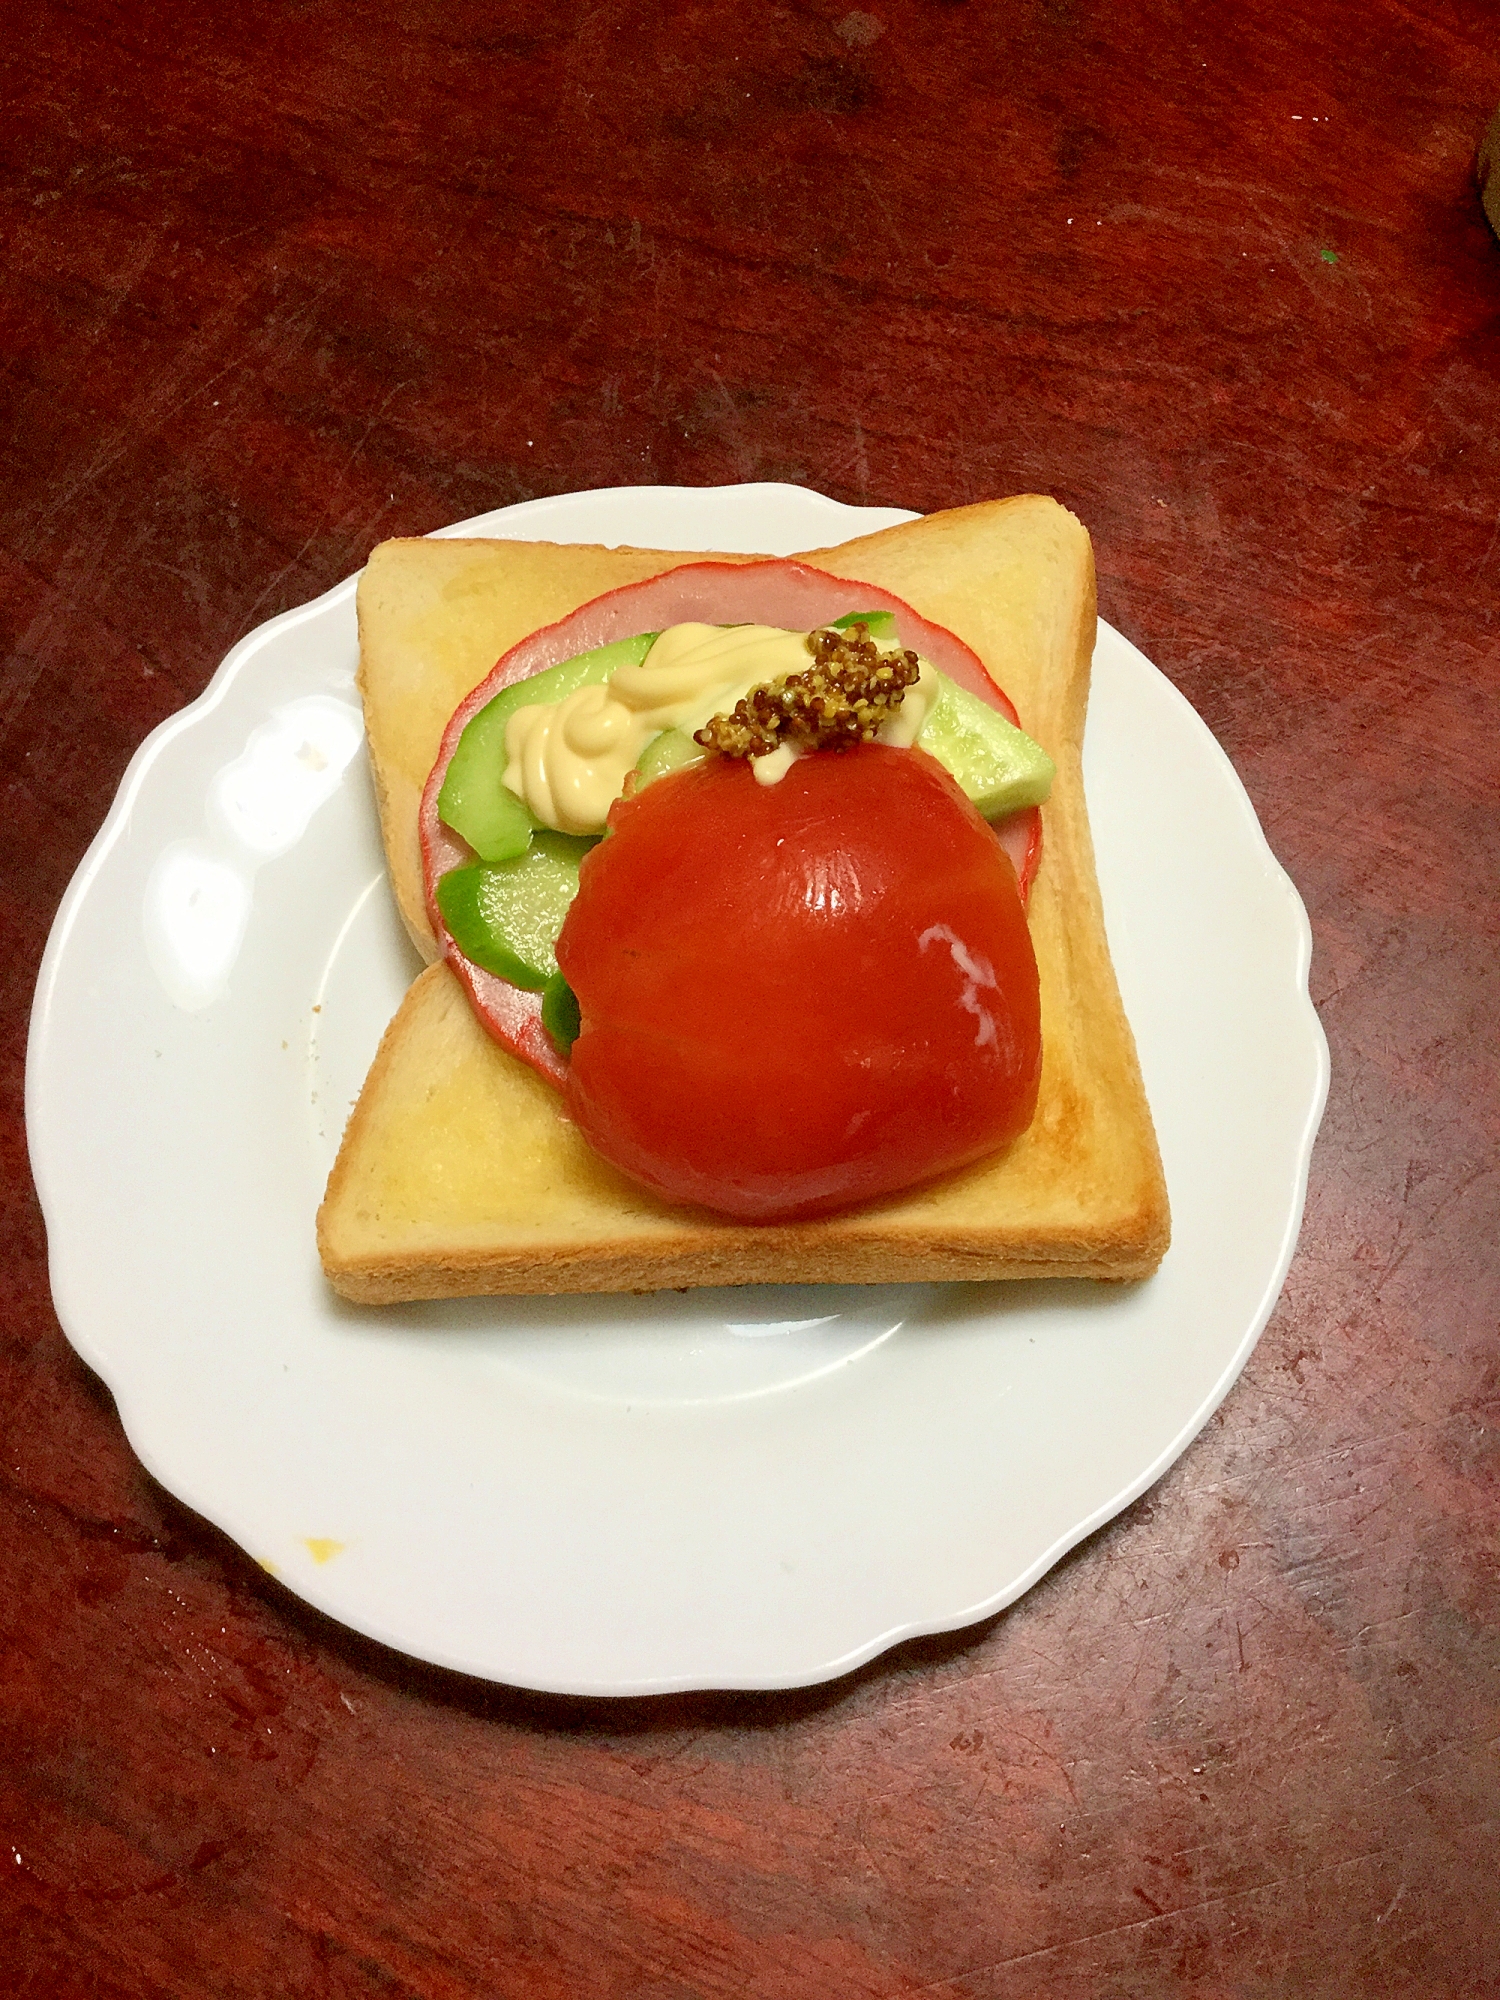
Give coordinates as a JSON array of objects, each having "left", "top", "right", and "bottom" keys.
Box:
[{"left": 502, "top": 621, "right": 935, "bottom": 836}]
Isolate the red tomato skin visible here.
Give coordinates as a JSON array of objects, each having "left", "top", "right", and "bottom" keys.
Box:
[{"left": 554, "top": 746, "right": 1042, "bottom": 1222}]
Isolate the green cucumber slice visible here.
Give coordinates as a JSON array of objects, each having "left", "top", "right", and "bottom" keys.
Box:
[
  {"left": 634, "top": 727, "right": 705, "bottom": 790},
  {"left": 918, "top": 671, "right": 1055, "bottom": 818},
  {"left": 435, "top": 833, "right": 598, "bottom": 988},
  {"left": 437, "top": 632, "right": 658, "bottom": 862},
  {"left": 829, "top": 609, "right": 899, "bottom": 642}
]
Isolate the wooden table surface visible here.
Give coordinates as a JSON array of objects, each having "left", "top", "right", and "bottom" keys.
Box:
[{"left": 6, "top": 2, "right": 1499, "bottom": 1993}]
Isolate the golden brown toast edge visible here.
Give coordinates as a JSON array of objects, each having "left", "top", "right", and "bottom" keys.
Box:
[{"left": 320, "top": 499, "right": 1169, "bottom": 1297}]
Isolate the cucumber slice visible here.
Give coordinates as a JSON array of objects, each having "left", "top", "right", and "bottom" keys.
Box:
[
  {"left": 634, "top": 726, "right": 705, "bottom": 790},
  {"left": 541, "top": 972, "right": 581, "bottom": 1055},
  {"left": 917, "top": 672, "right": 1055, "bottom": 819},
  {"left": 829, "top": 609, "right": 899, "bottom": 642},
  {"left": 435, "top": 833, "right": 598, "bottom": 988},
  {"left": 438, "top": 632, "right": 658, "bottom": 862}
]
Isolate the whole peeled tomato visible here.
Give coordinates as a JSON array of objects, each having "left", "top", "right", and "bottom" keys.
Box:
[{"left": 554, "top": 744, "right": 1042, "bottom": 1221}]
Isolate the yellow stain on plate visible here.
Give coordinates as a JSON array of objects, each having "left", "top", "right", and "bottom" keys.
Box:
[
  {"left": 302, "top": 1538, "right": 347, "bottom": 1565},
  {"left": 257, "top": 1558, "right": 279, "bottom": 1576}
]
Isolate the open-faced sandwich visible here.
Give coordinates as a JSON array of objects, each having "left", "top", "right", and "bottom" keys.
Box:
[{"left": 317, "top": 496, "right": 1169, "bottom": 1300}]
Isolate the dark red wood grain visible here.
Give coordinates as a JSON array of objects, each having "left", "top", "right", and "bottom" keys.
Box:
[{"left": 4, "top": 1, "right": 1499, "bottom": 1993}]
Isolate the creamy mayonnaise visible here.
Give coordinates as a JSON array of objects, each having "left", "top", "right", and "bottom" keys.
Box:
[{"left": 502, "top": 620, "right": 935, "bottom": 836}]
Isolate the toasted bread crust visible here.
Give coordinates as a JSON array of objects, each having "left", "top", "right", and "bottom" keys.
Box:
[{"left": 322, "top": 498, "right": 1169, "bottom": 1297}]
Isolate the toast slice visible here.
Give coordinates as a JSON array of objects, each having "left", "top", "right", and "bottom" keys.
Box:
[{"left": 318, "top": 497, "right": 1169, "bottom": 1299}]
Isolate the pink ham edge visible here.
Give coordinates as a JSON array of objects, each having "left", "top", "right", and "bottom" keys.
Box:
[{"left": 420, "top": 559, "right": 1043, "bottom": 1087}]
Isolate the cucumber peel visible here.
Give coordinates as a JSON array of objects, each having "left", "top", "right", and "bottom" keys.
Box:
[
  {"left": 829, "top": 609, "right": 899, "bottom": 642},
  {"left": 541, "top": 973, "right": 581, "bottom": 1055}
]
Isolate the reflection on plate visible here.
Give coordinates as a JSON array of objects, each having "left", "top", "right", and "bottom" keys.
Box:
[{"left": 27, "top": 485, "right": 1328, "bottom": 1695}]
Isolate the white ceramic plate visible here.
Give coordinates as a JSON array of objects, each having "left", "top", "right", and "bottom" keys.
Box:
[{"left": 27, "top": 484, "right": 1328, "bottom": 1695}]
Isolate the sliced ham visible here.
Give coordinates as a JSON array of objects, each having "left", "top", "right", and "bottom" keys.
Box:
[
  {"left": 420, "top": 560, "right": 1043, "bottom": 1087},
  {"left": 999, "top": 805, "right": 1042, "bottom": 892}
]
